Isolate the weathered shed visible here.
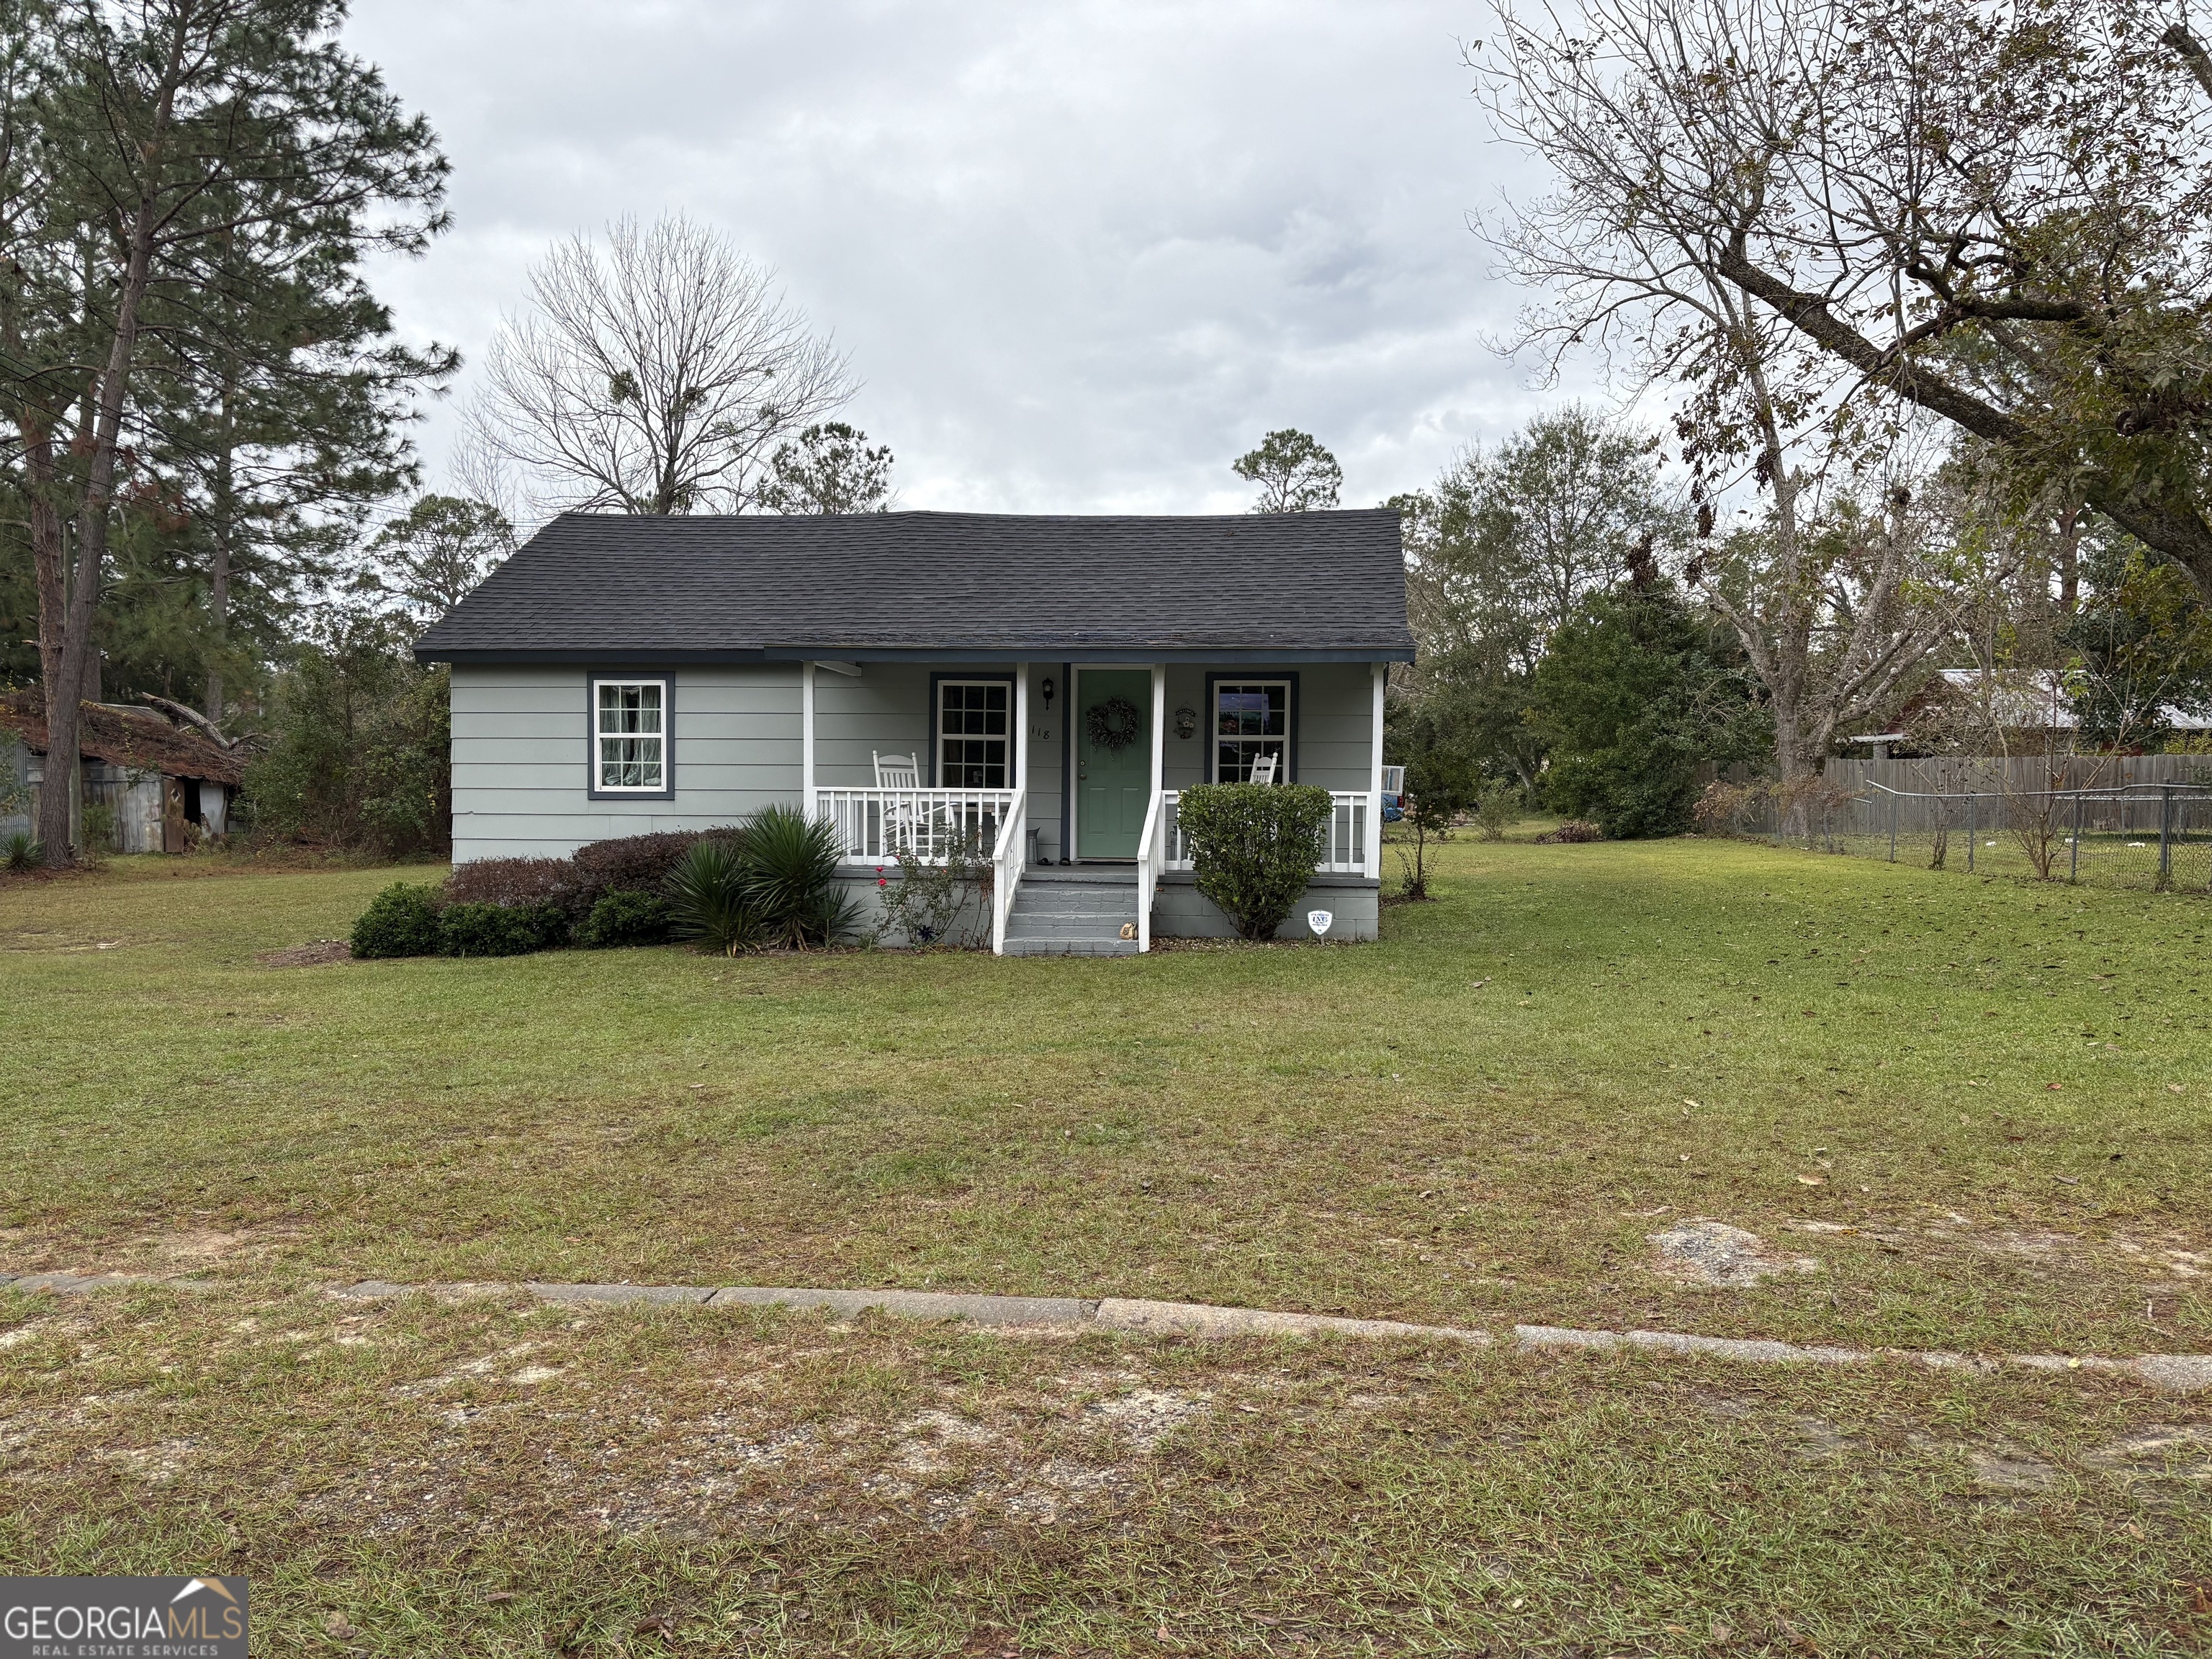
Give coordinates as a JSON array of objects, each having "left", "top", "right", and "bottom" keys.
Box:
[{"left": 0, "top": 690, "right": 247, "bottom": 854}]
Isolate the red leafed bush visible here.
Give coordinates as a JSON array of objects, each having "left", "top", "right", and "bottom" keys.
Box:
[
  {"left": 570, "top": 830, "right": 713, "bottom": 898},
  {"left": 1538, "top": 819, "right": 1604, "bottom": 844},
  {"left": 442, "top": 856, "right": 593, "bottom": 915}
]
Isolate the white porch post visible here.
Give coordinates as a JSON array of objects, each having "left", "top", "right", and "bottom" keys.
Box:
[
  {"left": 1367, "top": 662, "right": 1385, "bottom": 879},
  {"left": 801, "top": 660, "right": 817, "bottom": 811},
  {"left": 1013, "top": 662, "right": 1029, "bottom": 810},
  {"left": 1150, "top": 663, "right": 1166, "bottom": 800}
]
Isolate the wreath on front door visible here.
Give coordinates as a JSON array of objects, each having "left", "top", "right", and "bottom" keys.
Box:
[{"left": 1085, "top": 694, "right": 1142, "bottom": 754}]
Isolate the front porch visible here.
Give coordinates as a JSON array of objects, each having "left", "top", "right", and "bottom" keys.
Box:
[{"left": 796, "top": 659, "right": 1387, "bottom": 954}]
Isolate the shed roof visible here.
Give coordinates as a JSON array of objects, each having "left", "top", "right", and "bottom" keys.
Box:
[
  {"left": 413, "top": 510, "right": 1414, "bottom": 665},
  {"left": 0, "top": 691, "right": 248, "bottom": 786}
]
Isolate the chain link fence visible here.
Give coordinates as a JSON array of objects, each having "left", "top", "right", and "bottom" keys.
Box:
[{"left": 1739, "top": 781, "right": 2212, "bottom": 893}]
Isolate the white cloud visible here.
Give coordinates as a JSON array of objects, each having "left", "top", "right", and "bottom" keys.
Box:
[{"left": 346, "top": 0, "right": 1589, "bottom": 513}]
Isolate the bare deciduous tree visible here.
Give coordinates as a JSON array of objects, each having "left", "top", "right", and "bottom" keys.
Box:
[
  {"left": 1695, "top": 469, "right": 1966, "bottom": 781},
  {"left": 1480, "top": 0, "right": 2212, "bottom": 592},
  {"left": 467, "top": 215, "right": 854, "bottom": 521},
  {"left": 1473, "top": 0, "right": 1972, "bottom": 780}
]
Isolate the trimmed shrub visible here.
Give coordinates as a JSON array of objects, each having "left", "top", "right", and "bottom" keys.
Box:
[
  {"left": 571, "top": 830, "right": 711, "bottom": 899},
  {"left": 1174, "top": 783, "right": 1334, "bottom": 941},
  {"left": 444, "top": 856, "right": 593, "bottom": 918},
  {"left": 439, "top": 899, "right": 569, "bottom": 957},
  {"left": 577, "top": 889, "right": 673, "bottom": 948},
  {"left": 351, "top": 882, "right": 444, "bottom": 958}
]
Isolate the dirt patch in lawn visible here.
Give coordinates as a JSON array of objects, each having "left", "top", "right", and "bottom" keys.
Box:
[
  {"left": 256, "top": 938, "right": 351, "bottom": 967},
  {"left": 1649, "top": 1220, "right": 1822, "bottom": 1288}
]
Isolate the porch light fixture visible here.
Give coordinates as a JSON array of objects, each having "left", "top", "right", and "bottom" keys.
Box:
[
  {"left": 1040, "top": 676, "right": 1055, "bottom": 711},
  {"left": 1174, "top": 704, "right": 1198, "bottom": 739}
]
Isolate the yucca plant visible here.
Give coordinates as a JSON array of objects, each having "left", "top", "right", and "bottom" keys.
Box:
[
  {"left": 737, "top": 803, "right": 855, "bottom": 949},
  {"left": 662, "top": 807, "right": 858, "bottom": 956},
  {"left": 663, "top": 836, "right": 764, "bottom": 957},
  {"left": 3, "top": 830, "right": 40, "bottom": 872}
]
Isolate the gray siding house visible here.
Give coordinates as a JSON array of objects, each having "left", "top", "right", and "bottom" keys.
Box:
[{"left": 415, "top": 510, "right": 1413, "bottom": 954}]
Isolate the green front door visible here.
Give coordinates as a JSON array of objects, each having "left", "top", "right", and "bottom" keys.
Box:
[{"left": 1076, "top": 669, "right": 1153, "bottom": 859}]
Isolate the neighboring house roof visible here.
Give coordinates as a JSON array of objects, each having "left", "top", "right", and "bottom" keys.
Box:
[
  {"left": 413, "top": 510, "right": 1415, "bottom": 665},
  {"left": 0, "top": 691, "right": 248, "bottom": 786},
  {"left": 1934, "top": 668, "right": 2212, "bottom": 732}
]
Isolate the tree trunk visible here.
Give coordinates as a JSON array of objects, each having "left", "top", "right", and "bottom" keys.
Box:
[
  {"left": 22, "top": 413, "right": 65, "bottom": 698},
  {"left": 206, "top": 376, "right": 236, "bottom": 721},
  {"left": 2056, "top": 505, "right": 2080, "bottom": 616},
  {"left": 35, "top": 19, "right": 184, "bottom": 868},
  {"left": 37, "top": 196, "right": 161, "bottom": 866}
]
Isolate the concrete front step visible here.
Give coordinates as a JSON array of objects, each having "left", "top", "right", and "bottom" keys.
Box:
[
  {"left": 1003, "top": 935, "right": 1143, "bottom": 956},
  {"left": 1004, "top": 874, "right": 1141, "bottom": 953},
  {"left": 1011, "top": 883, "right": 1138, "bottom": 906}
]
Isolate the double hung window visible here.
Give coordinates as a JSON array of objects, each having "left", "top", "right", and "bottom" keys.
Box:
[
  {"left": 594, "top": 679, "right": 667, "bottom": 792},
  {"left": 937, "top": 680, "right": 1010, "bottom": 788},
  {"left": 1212, "top": 680, "right": 1290, "bottom": 782}
]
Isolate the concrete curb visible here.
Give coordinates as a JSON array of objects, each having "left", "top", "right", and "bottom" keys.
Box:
[
  {"left": 1098, "top": 1297, "right": 1490, "bottom": 1344},
  {"left": 704, "top": 1287, "right": 1096, "bottom": 1326},
  {"left": 10, "top": 1272, "right": 2208, "bottom": 1392}
]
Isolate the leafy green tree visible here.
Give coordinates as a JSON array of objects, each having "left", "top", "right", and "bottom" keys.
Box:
[
  {"left": 1532, "top": 579, "right": 1769, "bottom": 838},
  {"left": 2061, "top": 547, "right": 2212, "bottom": 747},
  {"left": 364, "top": 495, "right": 514, "bottom": 623},
  {"left": 1233, "top": 430, "right": 1341, "bottom": 512},
  {"left": 241, "top": 611, "right": 449, "bottom": 856},
  {"left": 756, "top": 422, "right": 894, "bottom": 514},
  {"left": 0, "top": 0, "right": 451, "bottom": 865},
  {"left": 1390, "top": 408, "right": 1683, "bottom": 792}
]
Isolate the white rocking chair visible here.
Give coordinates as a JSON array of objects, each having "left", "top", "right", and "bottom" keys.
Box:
[
  {"left": 1247, "top": 753, "right": 1280, "bottom": 785},
  {"left": 873, "top": 752, "right": 924, "bottom": 855}
]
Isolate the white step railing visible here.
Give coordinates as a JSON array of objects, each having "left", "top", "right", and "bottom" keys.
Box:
[
  {"left": 989, "top": 790, "right": 1026, "bottom": 954},
  {"left": 811, "top": 787, "right": 1019, "bottom": 866},
  {"left": 1136, "top": 787, "right": 1165, "bottom": 953},
  {"left": 1159, "top": 789, "right": 1376, "bottom": 876}
]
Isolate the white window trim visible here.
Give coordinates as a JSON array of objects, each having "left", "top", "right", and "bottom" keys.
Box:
[
  {"left": 591, "top": 677, "right": 670, "bottom": 796},
  {"left": 1209, "top": 678, "right": 1292, "bottom": 783},
  {"left": 935, "top": 677, "right": 1013, "bottom": 790}
]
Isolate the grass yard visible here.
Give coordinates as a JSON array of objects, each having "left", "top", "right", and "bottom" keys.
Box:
[{"left": 1, "top": 836, "right": 2208, "bottom": 1655}]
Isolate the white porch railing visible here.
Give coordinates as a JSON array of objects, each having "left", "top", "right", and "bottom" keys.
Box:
[
  {"left": 1158, "top": 789, "right": 1377, "bottom": 878},
  {"left": 811, "top": 787, "right": 1019, "bottom": 865}
]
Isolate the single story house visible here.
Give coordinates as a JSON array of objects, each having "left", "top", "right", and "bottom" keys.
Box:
[
  {"left": 414, "top": 510, "right": 1414, "bottom": 953},
  {"left": 0, "top": 690, "right": 246, "bottom": 854}
]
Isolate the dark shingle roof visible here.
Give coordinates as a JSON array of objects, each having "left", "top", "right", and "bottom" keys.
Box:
[{"left": 415, "top": 510, "right": 1412, "bottom": 663}]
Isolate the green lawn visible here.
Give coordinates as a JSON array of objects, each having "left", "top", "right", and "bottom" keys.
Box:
[{"left": 1, "top": 837, "right": 2208, "bottom": 1655}]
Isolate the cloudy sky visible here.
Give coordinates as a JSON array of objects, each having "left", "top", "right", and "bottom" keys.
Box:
[{"left": 343, "top": 0, "right": 1594, "bottom": 516}]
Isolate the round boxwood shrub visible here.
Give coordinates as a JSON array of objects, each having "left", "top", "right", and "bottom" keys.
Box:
[
  {"left": 1174, "top": 782, "right": 1335, "bottom": 940},
  {"left": 438, "top": 899, "right": 570, "bottom": 957},
  {"left": 576, "top": 889, "right": 673, "bottom": 948},
  {"left": 351, "top": 882, "right": 444, "bottom": 958}
]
